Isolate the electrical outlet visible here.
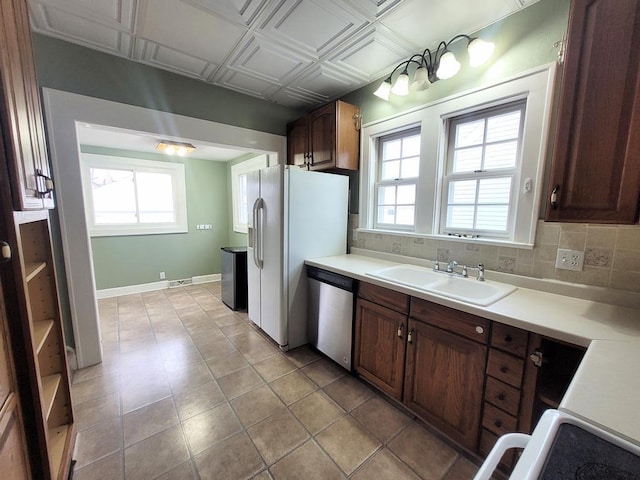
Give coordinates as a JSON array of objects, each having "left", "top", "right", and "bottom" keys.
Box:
[
  {"left": 159, "top": 271, "right": 166, "bottom": 279},
  {"left": 555, "top": 249, "right": 585, "bottom": 271}
]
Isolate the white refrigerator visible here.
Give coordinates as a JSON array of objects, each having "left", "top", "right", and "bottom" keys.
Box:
[{"left": 246, "top": 164, "right": 348, "bottom": 350}]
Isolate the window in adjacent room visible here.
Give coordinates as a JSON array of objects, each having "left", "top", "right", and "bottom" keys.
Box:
[
  {"left": 231, "top": 154, "right": 268, "bottom": 233},
  {"left": 375, "top": 128, "right": 421, "bottom": 229},
  {"left": 441, "top": 101, "right": 525, "bottom": 239},
  {"left": 81, "top": 154, "right": 188, "bottom": 236}
]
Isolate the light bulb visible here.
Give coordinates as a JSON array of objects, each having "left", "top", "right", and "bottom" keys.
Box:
[
  {"left": 436, "top": 51, "right": 461, "bottom": 80},
  {"left": 165, "top": 145, "right": 176, "bottom": 155},
  {"left": 391, "top": 71, "right": 410, "bottom": 96},
  {"left": 410, "top": 66, "right": 430, "bottom": 91},
  {"left": 177, "top": 147, "right": 187, "bottom": 156},
  {"left": 468, "top": 38, "right": 495, "bottom": 67},
  {"left": 373, "top": 79, "right": 392, "bottom": 101}
]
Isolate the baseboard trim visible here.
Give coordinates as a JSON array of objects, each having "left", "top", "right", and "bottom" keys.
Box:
[{"left": 96, "top": 275, "right": 221, "bottom": 299}]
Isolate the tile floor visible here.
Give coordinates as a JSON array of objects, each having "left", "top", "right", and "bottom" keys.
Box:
[{"left": 71, "top": 282, "right": 482, "bottom": 479}]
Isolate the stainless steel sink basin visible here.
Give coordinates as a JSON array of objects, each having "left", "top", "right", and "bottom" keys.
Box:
[{"left": 367, "top": 264, "right": 517, "bottom": 306}]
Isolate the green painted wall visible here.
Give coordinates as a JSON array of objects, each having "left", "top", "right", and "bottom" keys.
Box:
[
  {"left": 32, "top": 34, "right": 302, "bottom": 135},
  {"left": 82, "top": 146, "right": 231, "bottom": 289},
  {"left": 342, "top": 0, "right": 570, "bottom": 124}
]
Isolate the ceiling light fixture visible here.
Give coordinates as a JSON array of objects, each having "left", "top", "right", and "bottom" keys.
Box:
[
  {"left": 155, "top": 140, "right": 196, "bottom": 156},
  {"left": 373, "top": 34, "right": 495, "bottom": 101}
]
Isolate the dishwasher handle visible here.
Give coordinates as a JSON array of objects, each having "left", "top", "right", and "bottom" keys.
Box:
[
  {"left": 307, "top": 266, "right": 355, "bottom": 292},
  {"left": 473, "top": 432, "right": 531, "bottom": 480}
]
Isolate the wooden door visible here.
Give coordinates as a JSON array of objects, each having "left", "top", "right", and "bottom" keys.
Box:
[
  {"left": 354, "top": 298, "right": 407, "bottom": 400},
  {"left": 0, "top": 0, "right": 54, "bottom": 211},
  {"left": 308, "top": 103, "right": 335, "bottom": 170},
  {"left": 404, "top": 319, "right": 486, "bottom": 449},
  {"left": 286, "top": 116, "right": 309, "bottom": 168},
  {"left": 545, "top": 0, "right": 640, "bottom": 223},
  {"left": 0, "top": 277, "right": 31, "bottom": 479}
]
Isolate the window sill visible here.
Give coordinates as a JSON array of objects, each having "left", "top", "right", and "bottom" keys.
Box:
[{"left": 355, "top": 228, "right": 534, "bottom": 250}]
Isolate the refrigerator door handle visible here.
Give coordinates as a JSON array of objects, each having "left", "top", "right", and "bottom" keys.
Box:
[{"left": 252, "top": 197, "right": 264, "bottom": 269}]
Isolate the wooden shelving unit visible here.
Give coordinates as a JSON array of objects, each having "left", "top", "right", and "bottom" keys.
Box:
[{"left": 11, "top": 210, "right": 74, "bottom": 479}]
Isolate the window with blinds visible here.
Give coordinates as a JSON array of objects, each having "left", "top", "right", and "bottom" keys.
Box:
[
  {"left": 375, "top": 128, "right": 421, "bottom": 229},
  {"left": 441, "top": 101, "right": 525, "bottom": 238}
]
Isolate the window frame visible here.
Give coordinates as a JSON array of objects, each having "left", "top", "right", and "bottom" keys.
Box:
[
  {"left": 81, "top": 153, "right": 188, "bottom": 237},
  {"left": 374, "top": 127, "right": 421, "bottom": 230},
  {"left": 230, "top": 155, "right": 268, "bottom": 233},
  {"left": 359, "top": 65, "right": 556, "bottom": 247},
  {"left": 440, "top": 100, "right": 526, "bottom": 239}
]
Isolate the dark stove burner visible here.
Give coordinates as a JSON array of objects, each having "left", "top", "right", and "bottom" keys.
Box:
[
  {"left": 538, "top": 424, "right": 640, "bottom": 479},
  {"left": 576, "top": 463, "right": 638, "bottom": 480}
]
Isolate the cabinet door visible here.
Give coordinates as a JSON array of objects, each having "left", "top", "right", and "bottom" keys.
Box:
[
  {"left": 0, "top": 394, "right": 30, "bottom": 479},
  {"left": 404, "top": 319, "right": 486, "bottom": 449},
  {"left": 286, "top": 117, "right": 308, "bottom": 168},
  {"left": 354, "top": 298, "right": 407, "bottom": 400},
  {"left": 308, "top": 103, "right": 336, "bottom": 170},
  {"left": 0, "top": 0, "right": 54, "bottom": 211},
  {"left": 545, "top": 0, "right": 640, "bottom": 223}
]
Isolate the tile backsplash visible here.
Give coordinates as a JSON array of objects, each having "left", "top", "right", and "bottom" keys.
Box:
[{"left": 348, "top": 215, "right": 640, "bottom": 294}]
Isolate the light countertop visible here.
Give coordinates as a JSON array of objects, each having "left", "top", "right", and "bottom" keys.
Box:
[{"left": 305, "top": 250, "right": 640, "bottom": 445}]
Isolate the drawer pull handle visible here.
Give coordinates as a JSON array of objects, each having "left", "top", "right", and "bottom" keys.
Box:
[
  {"left": 407, "top": 329, "right": 414, "bottom": 344},
  {"left": 497, "top": 393, "right": 506, "bottom": 401},
  {"left": 500, "top": 366, "right": 509, "bottom": 374},
  {"left": 475, "top": 326, "right": 484, "bottom": 334},
  {"left": 504, "top": 335, "right": 512, "bottom": 342},
  {"left": 397, "top": 324, "right": 404, "bottom": 338},
  {"left": 494, "top": 419, "right": 503, "bottom": 428}
]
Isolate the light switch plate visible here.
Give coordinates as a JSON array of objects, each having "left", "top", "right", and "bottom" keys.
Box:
[{"left": 555, "top": 249, "right": 585, "bottom": 271}]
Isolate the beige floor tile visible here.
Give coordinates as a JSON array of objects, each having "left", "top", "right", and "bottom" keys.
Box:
[
  {"left": 71, "top": 372, "right": 119, "bottom": 405},
  {"left": 231, "top": 385, "right": 286, "bottom": 427},
  {"left": 196, "top": 336, "right": 238, "bottom": 360},
  {"left": 182, "top": 402, "right": 243, "bottom": 455},
  {"left": 165, "top": 362, "right": 214, "bottom": 393},
  {"left": 442, "top": 456, "right": 479, "bottom": 480},
  {"left": 124, "top": 425, "right": 189, "bottom": 480},
  {"left": 254, "top": 354, "right": 297, "bottom": 382},
  {"left": 351, "top": 449, "right": 420, "bottom": 480},
  {"left": 72, "top": 361, "right": 119, "bottom": 384},
  {"left": 194, "top": 432, "right": 264, "bottom": 479},
  {"left": 75, "top": 416, "right": 123, "bottom": 469},
  {"left": 239, "top": 341, "right": 280, "bottom": 364},
  {"left": 269, "top": 371, "right": 318, "bottom": 405},
  {"left": 119, "top": 335, "right": 156, "bottom": 354},
  {"left": 123, "top": 397, "right": 179, "bottom": 447},
  {"left": 120, "top": 363, "right": 167, "bottom": 390},
  {"left": 120, "top": 346, "right": 163, "bottom": 371},
  {"left": 221, "top": 322, "right": 253, "bottom": 338},
  {"left": 351, "top": 396, "right": 413, "bottom": 443},
  {"left": 253, "top": 470, "right": 273, "bottom": 480},
  {"left": 269, "top": 440, "right": 345, "bottom": 480},
  {"left": 283, "top": 345, "right": 322, "bottom": 368},
  {"left": 388, "top": 423, "right": 458, "bottom": 480},
  {"left": 173, "top": 380, "right": 226, "bottom": 420},
  {"left": 73, "top": 391, "right": 120, "bottom": 431},
  {"left": 316, "top": 416, "right": 381, "bottom": 475},
  {"left": 290, "top": 391, "right": 345, "bottom": 434},
  {"left": 247, "top": 410, "right": 309, "bottom": 465},
  {"left": 157, "top": 342, "right": 203, "bottom": 368},
  {"left": 73, "top": 451, "right": 123, "bottom": 480},
  {"left": 212, "top": 312, "right": 243, "bottom": 327},
  {"left": 301, "top": 358, "right": 346, "bottom": 387},
  {"left": 121, "top": 380, "right": 172, "bottom": 414},
  {"left": 218, "top": 366, "right": 265, "bottom": 399},
  {"left": 154, "top": 461, "right": 198, "bottom": 480},
  {"left": 206, "top": 350, "right": 249, "bottom": 378},
  {"left": 323, "top": 375, "right": 374, "bottom": 412}
]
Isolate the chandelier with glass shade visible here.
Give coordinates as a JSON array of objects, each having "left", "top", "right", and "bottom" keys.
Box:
[{"left": 373, "top": 34, "right": 495, "bottom": 101}]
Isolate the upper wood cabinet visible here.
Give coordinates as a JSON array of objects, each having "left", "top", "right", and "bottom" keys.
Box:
[
  {"left": 0, "top": 0, "right": 54, "bottom": 211},
  {"left": 286, "top": 100, "right": 360, "bottom": 171},
  {"left": 545, "top": 0, "right": 640, "bottom": 223}
]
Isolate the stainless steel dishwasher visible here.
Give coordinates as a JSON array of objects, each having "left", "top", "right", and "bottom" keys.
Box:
[{"left": 307, "top": 266, "right": 355, "bottom": 371}]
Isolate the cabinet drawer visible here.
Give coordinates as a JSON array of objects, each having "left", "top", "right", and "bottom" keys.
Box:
[
  {"left": 482, "top": 402, "right": 517, "bottom": 437},
  {"left": 410, "top": 297, "right": 489, "bottom": 343},
  {"left": 486, "top": 349, "right": 524, "bottom": 388},
  {"left": 358, "top": 282, "right": 409, "bottom": 314},
  {"left": 484, "top": 377, "right": 520, "bottom": 417},
  {"left": 491, "top": 323, "right": 528, "bottom": 357}
]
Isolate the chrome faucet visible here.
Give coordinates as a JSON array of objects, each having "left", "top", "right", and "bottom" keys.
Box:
[
  {"left": 433, "top": 259, "right": 484, "bottom": 280},
  {"left": 446, "top": 260, "right": 457, "bottom": 273}
]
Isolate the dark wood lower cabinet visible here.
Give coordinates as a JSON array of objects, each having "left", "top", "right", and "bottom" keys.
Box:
[
  {"left": 354, "top": 298, "right": 407, "bottom": 400},
  {"left": 404, "top": 320, "right": 486, "bottom": 449}
]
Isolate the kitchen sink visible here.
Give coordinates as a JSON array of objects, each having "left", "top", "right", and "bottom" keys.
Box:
[
  {"left": 366, "top": 264, "right": 444, "bottom": 288},
  {"left": 367, "top": 264, "right": 516, "bottom": 306}
]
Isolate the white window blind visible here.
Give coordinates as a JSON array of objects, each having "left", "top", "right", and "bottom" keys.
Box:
[{"left": 441, "top": 102, "right": 525, "bottom": 238}]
